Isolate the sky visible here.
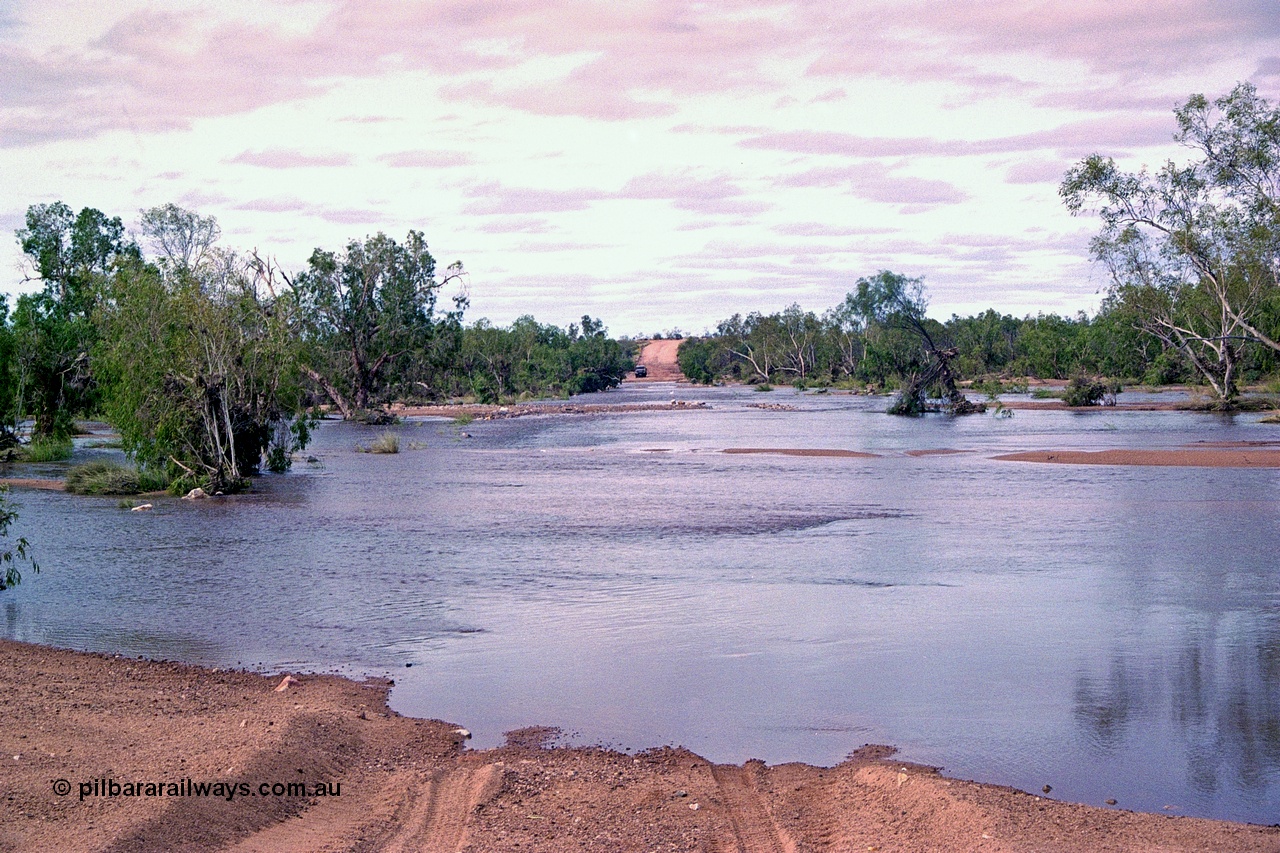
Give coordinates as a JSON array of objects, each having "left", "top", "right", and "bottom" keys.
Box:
[{"left": 3, "top": 1, "right": 1279, "bottom": 336}]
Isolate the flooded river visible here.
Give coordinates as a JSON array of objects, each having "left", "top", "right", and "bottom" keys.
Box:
[{"left": 4, "top": 383, "right": 1279, "bottom": 823}]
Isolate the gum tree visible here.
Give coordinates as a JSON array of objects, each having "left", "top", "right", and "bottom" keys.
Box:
[
  {"left": 1061, "top": 83, "right": 1280, "bottom": 406},
  {"left": 292, "top": 231, "right": 467, "bottom": 417}
]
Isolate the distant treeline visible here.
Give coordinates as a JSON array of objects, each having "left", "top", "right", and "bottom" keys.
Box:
[{"left": 676, "top": 280, "right": 1279, "bottom": 389}]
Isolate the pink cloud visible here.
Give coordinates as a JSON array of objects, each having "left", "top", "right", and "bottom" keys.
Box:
[
  {"left": 773, "top": 223, "right": 894, "bottom": 237},
  {"left": 1004, "top": 158, "right": 1073, "bottom": 185},
  {"left": 471, "top": 217, "right": 554, "bottom": 234},
  {"left": 462, "top": 181, "right": 607, "bottom": 215},
  {"left": 617, "top": 171, "right": 771, "bottom": 215},
  {"left": 234, "top": 196, "right": 312, "bottom": 213},
  {"left": 776, "top": 164, "right": 967, "bottom": 206},
  {"left": 378, "top": 150, "right": 473, "bottom": 168},
  {"left": 7, "top": 1, "right": 1279, "bottom": 149},
  {"left": 229, "top": 149, "right": 353, "bottom": 168},
  {"left": 316, "top": 208, "right": 383, "bottom": 225},
  {"left": 744, "top": 114, "right": 1174, "bottom": 160}
]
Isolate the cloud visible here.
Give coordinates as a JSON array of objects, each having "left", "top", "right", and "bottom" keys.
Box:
[
  {"left": 6, "top": 2, "right": 1279, "bottom": 149},
  {"left": 471, "top": 217, "right": 554, "bottom": 234},
  {"left": 229, "top": 148, "right": 353, "bottom": 168},
  {"left": 777, "top": 164, "right": 968, "bottom": 206},
  {"left": 461, "top": 181, "right": 607, "bottom": 215},
  {"left": 616, "top": 171, "right": 771, "bottom": 215},
  {"left": 742, "top": 114, "right": 1176, "bottom": 160},
  {"left": 1004, "top": 158, "right": 1073, "bottom": 185},
  {"left": 378, "top": 150, "right": 472, "bottom": 168},
  {"left": 316, "top": 207, "right": 383, "bottom": 225},
  {"left": 234, "top": 196, "right": 312, "bottom": 213}
]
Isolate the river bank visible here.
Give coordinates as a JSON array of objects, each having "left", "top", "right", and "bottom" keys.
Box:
[{"left": 4, "top": 639, "right": 1278, "bottom": 852}]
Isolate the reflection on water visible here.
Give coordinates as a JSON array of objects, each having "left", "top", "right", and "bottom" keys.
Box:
[{"left": 4, "top": 384, "right": 1280, "bottom": 823}]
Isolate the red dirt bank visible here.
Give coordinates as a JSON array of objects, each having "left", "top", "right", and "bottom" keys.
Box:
[{"left": 3, "top": 640, "right": 1277, "bottom": 852}]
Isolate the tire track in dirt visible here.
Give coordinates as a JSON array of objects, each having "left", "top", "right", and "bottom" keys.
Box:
[
  {"left": 710, "top": 764, "right": 798, "bottom": 853},
  {"left": 381, "top": 764, "right": 503, "bottom": 853}
]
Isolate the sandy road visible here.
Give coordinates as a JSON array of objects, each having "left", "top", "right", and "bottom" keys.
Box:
[{"left": 632, "top": 338, "right": 686, "bottom": 381}]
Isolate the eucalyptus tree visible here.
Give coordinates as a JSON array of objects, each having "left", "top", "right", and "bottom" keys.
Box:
[
  {"left": 851, "top": 271, "right": 983, "bottom": 415},
  {"left": 95, "top": 207, "right": 310, "bottom": 492},
  {"left": 292, "top": 231, "right": 467, "bottom": 417},
  {"left": 1061, "top": 83, "right": 1280, "bottom": 406},
  {"left": 13, "top": 202, "right": 139, "bottom": 436}
]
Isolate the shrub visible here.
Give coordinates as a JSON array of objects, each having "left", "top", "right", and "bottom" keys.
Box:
[
  {"left": 1063, "top": 375, "right": 1121, "bottom": 407},
  {"left": 754, "top": 383, "right": 773, "bottom": 392},
  {"left": 368, "top": 432, "right": 400, "bottom": 454},
  {"left": 66, "top": 461, "right": 140, "bottom": 495},
  {"left": 21, "top": 437, "right": 73, "bottom": 462}
]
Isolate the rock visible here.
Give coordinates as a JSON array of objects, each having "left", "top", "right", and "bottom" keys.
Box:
[
  {"left": 1105, "top": 798, "right": 1117, "bottom": 805},
  {"left": 689, "top": 802, "right": 700, "bottom": 811},
  {"left": 454, "top": 728, "right": 472, "bottom": 739},
  {"left": 1042, "top": 785, "right": 1052, "bottom": 794},
  {"left": 182, "top": 487, "right": 208, "bottom": 500},
  {"left": 130, "top": 504, "right": 153, "bottom": 512},
  {"left": 274, "top": 675, "right": 299, "bottom": 692},
  {"left": 674, "top": 789, "right": 688, "bottom": 798}
]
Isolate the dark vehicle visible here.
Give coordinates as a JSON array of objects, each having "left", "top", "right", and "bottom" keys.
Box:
[{"left": 634, "top": 365, "right": 648, "bottom": 378}]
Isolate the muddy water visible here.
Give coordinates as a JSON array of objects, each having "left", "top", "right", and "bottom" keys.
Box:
[{"left": 4, "top": 384, "right": 1280, "bottom": 823}]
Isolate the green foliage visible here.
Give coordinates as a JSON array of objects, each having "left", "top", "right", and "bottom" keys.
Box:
[
  {"left": 0, "top": 486, "right": 35, "bottom": 590},
  {"left": 369, "top": 432, "right": 400, "bottom": 454},
  {"left": 294, "top": 231, "right": 467, "bottom": 416},
  {"left": 1062, "top": 375, "right": 1122, "bottom": 407},
  {"left": 754, "top": 383, "right": 773, "bottom": 392},
  {"left": 452, "top": 315, "right": 630, "bottom": 401},
  {"left": 676, "top": 337, "right": 729, "bottom": 385},
  {"left": 14, "top": 202, "right": 140, "bottom": 438},
  {"left": 65, "top": 460, "right": 165, "bottom": 495},
  {"left": 1061, "top": 83, "right": 1280, "bottom": 406},
  {"left": 94, "top": 208, "right": 311, "bottom": 493},
  {"left": 19, "top": 436, "right": 72, "bottom": 462}
]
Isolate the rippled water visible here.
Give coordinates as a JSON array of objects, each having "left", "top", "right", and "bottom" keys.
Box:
[{"left": 5, "top": 384, "right": 1280, "bottom": 823}]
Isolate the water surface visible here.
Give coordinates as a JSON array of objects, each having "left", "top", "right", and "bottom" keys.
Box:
[{"left": 4, "top": 384, "right": 1279, "bottom": 823}]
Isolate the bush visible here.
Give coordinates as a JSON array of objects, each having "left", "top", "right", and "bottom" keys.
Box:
[
  {"left": 754, "top": 383, "right": 773, "bottom": 392},
  {"left": 1063, "top": 375, "right": 1121, "bottom": 406},
  {"left": 66, "top": 461, "right": 140, "bottom": 495},
  {"left": 20, "top": 437, "right": 73, "bottom": 462},
  {"left": 368, "top": 432, "right": 400, "bottom": 454}
]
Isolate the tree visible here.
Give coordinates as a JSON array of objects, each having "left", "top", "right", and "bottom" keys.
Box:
[
  {"left": 0, "top": 298, "right": 22, "bottom": 446},
  {"left": 850, "top": 271, "right": 984, "bottom": 415},
  {"left": 1061, "top": 83, "right": 1280, "bottom": 406},
  {"left": 13, "top": 202, "right": 139, "bottom": 436},
  {"left": 293, "top": 231, "right": 466, "bottom": 417},
  {"left": 0, "top": 487, "right": 36, "bottom": 590},
  {"left": 96, "top": 208, "right": 311, "bottom": 492}
]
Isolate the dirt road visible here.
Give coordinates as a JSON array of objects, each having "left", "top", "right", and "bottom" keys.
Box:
[{"left": 632, "top": 338, "right": 686, "bottom": 382}]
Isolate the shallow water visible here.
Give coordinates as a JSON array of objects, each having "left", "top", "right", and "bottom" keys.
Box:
[{"left": 4, "top": 384, "right": 1280, "bottom": 823}]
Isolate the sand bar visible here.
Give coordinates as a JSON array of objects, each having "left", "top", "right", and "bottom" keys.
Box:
[{"left": 994, "top": 449, "right": 1280, "bottom": 467}]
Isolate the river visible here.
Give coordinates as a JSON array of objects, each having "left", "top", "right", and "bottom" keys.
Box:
[{"left": 4, "top": 383, "right": 1279, "bottom": 823}]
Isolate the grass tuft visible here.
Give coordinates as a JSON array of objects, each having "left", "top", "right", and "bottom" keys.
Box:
[
  {"left": 368, "top": 432, "right": 400, "bottom": 454},
  {"left": 21, "top": 437, "right": 73, "bottom": 462}
]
